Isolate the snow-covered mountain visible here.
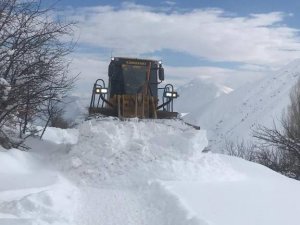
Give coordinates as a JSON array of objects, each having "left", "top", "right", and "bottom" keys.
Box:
[
  {"left": 175, "top": 78, "right": 233, "bottom": 116},
  {"left": 186, "top": 59, "right": 300, "bottom": 149}
]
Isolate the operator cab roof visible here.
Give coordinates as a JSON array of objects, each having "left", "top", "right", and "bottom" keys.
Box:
[{"left": 110, "top": 57, "right": 161, "bottom": 65}]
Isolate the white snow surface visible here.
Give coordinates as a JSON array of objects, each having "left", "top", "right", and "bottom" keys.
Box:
[
  {"left": 0, "top": 148, "right": 79, "bottom": 225},
  {"left": 1, "top": 119, "right": 300, "bottom": 225},
  {"left": 182, "top": 59, "right": 300, "bottom": 149}
]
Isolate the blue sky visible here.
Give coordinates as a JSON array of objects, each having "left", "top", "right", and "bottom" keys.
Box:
[
  {"left": 46, "top": 0, "right": 300, "bottom": 26},
  {"left": 43, "top": 0, "right": 300, "bottom": 95},
  {"left": 46, "top": 0, "right": 299, "bottom": 14}
]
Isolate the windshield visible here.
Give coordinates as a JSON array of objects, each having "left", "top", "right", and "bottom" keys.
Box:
[{"left": 122, "top": 64, "right": 147, "bottom": 94}]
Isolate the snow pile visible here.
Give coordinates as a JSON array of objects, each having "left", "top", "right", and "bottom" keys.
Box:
[
  {"left": 34, "top": 119, "right": 214, "bottom": 225},
  {"left": 62, "top": 118, "right": 208, "bottom": 183}
]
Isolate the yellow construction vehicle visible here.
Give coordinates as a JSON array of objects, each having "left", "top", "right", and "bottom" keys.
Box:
[{"left": 89, "top": 57, "right": 179, "bottom": 119}]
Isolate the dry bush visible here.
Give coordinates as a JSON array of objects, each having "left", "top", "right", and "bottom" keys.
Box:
[
  {"left": 223, "top": 138, "right": 300, "bottom": 180},
  {"left": 50, "top": 112, "right": 72, "bottom": 129},
  {"left": 224, "top": 78, "right": 300, "bottom": 180},
  {"left": 222, "top": 139, "right": 257, "bottom": 161}
]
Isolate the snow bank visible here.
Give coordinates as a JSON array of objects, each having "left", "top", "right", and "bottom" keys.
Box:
[
  {"left": 36, "top": 119, "right": 211, "bottom": 225},
  {"left": 63, "top": 118, "right": 208, "bottom": 184}
]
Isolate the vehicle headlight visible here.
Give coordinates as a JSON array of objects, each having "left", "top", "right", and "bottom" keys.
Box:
[
  {"left": 95, "top": 88, "right": 108, "bottom": 94},
  {"left": 164, "top": 91, "right": 178, "bottom": 98},
  {"left": 165, "top": 92, "right": 172, "bottom": 97}
]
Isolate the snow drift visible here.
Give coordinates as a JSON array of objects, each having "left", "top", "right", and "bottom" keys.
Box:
[
  {"left": 57, "top": 118, "right": 208, "bottom": 184},
  {"left": 0, "top": 148, "right": 79, "bottom": 225},
  {"left": 1, "top": 119, "right": 300, "bottom": 225}
]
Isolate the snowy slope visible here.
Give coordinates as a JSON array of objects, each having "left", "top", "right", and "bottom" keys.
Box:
[
  {"left": 162, "top": 155, "right": 300, "bottom": 225},
  {"left": 187, "top": 59, "right": 300, "bottom": 149},
  {"left": 175, "top": 78, "right": 233, "bottom": 116},
  {"left": 2, "top": 120, "right": 300, "bottom": 225}
]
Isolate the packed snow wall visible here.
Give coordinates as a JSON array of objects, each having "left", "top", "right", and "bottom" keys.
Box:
[{"left": 61, "top": 118, "right": 208, "bottom": 184}]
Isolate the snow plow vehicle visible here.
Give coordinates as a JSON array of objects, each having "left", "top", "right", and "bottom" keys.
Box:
[{"left": 89, "top": 57, "right": 179, "bottom": 119}]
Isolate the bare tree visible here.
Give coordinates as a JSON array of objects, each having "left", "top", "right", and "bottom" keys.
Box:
[
  {"left": 39, "top": 97, "right": 73, "bottom": 139},
  {"left": 252, "top": 78, "right": 300, "bottom": 179},
  {"left": 222, "top": 136, "right": 300, "bottom": 179},
  {"left": 222, "top": 77, "right": 300, "bottom": 180},
  {"left": 0, "top": 0, "right": 76, "bottom": 146},
  {"left": 281, "top": 78, "right": 300, "bottom": 140}
]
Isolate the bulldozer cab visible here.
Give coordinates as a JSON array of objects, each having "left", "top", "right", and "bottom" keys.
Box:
[
  {"left": 89, "top": 57, "right": 178, "bottom": 119},
  {"left": 108, "top": 58, "right": 158, "bottom": 97}
]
